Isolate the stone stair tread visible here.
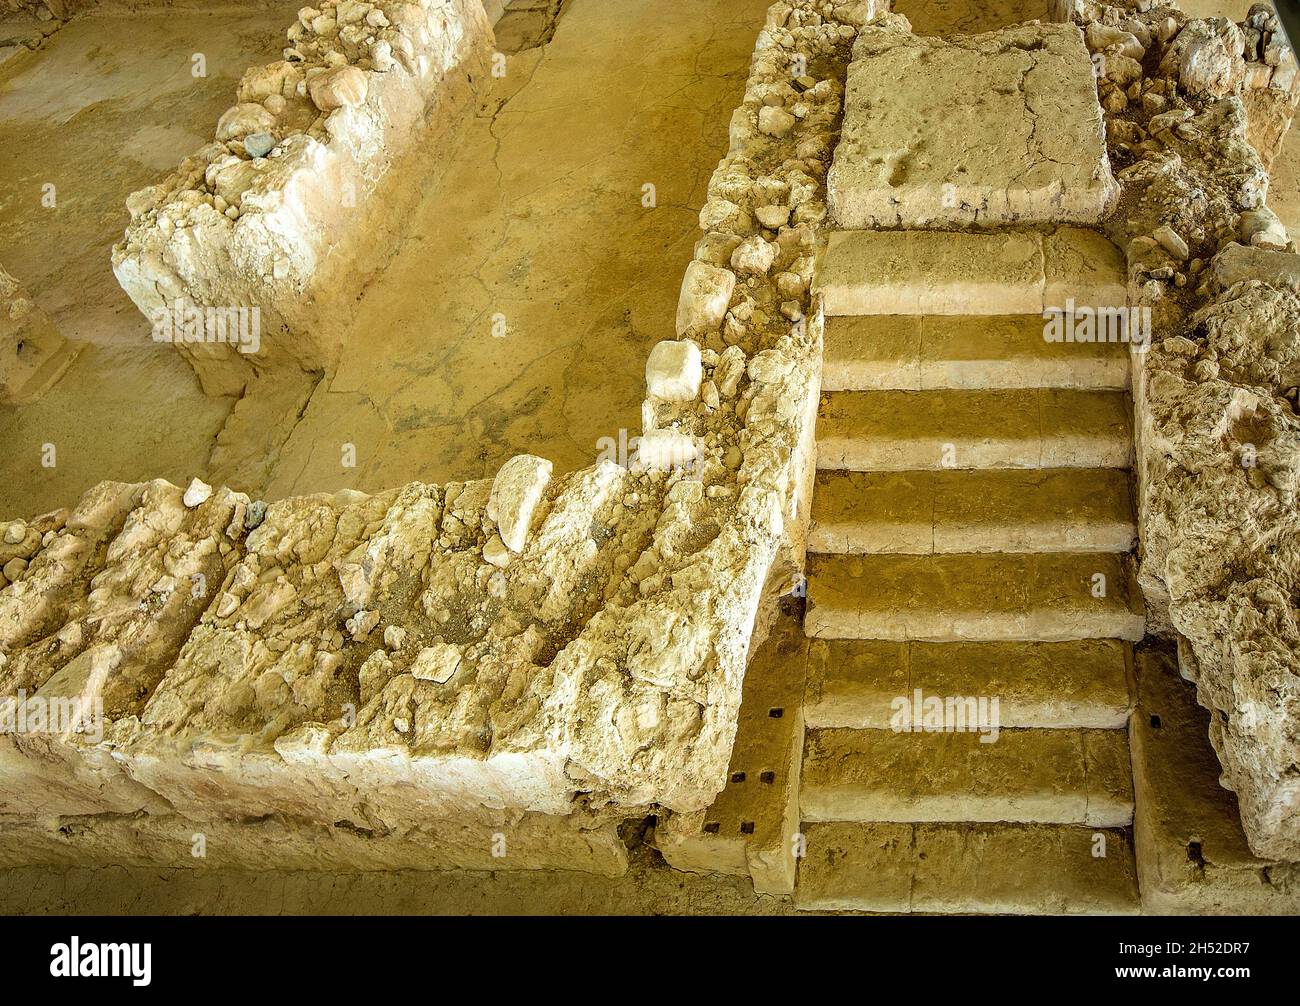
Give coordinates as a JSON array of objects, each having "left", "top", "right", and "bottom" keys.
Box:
[
  {"left": 805, "top": 639, "right": 1134, "bottom": 730},
  {"left": 809, "top": 468, "right": 1135, "bottom": 555},
  {"left": 816, "top": 228, "right": 1126, "bottom": 317},
  {"left": 823, "top": 314, "right": 1131, "bottom": 392},
  {"left": 800, "top": 727, "right": 1134, "bottom": 827},
  {"left": 816, "top": 388, "right": 1133, "bottom": 472},
  {"left": 795, "top": 822, "right": 1140, "bottom": 914},
  {"left": 804, "top": 551, "right": 1144, "bottom": 642}
]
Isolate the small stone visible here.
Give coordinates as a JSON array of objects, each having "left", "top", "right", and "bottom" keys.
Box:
[
  {"left": 3, "top": 557, "right": 27, "bottom": 581},
  {"left": 308, "top": 65, "right": 368, "bottom": 111},
  {"left": 183, "top": 477, "right": 213, "bottom": 508},
  {"left": 730, "top": 235, "right": 777, "bottom": 276},
  {"left": 483, "top": 534, "right": 511, "bottom": 568},
  {"left": 676, "top": 261, "right": 736, "bottom": 335},
  {"left": 245, "top": 500, "right": 268, "bottom": 530},
  {"left": 243, "top": 132, "right": 276, "bottom": 158},
  {"left": 758, "top": 105, "right": 796, "bottom": 138},
  {"left": 411, "top": 643, "right": 462, "bottom": 684},
  {"left": 637, "top": 430, "right": 699, "bottom": 472},
  {"left": 383, "top": 625, "right": 407, "bottom": 651},
  {"left": 1153, "top": 224, "right": 1190, "bottom": 260},
  {"left": 215, "top": 592, "right": 239, "bottom": 618},
  {"left": 755, "top": 204, "right": 790, "bottom": 229},
  {"left": 3, "top": 520, "right": 26, "bottom": 545},
  {"left": 646, "top": 340, "right": 703, "bottom": 401},
  {"left": 488, "top": 454, "right": 552, "bottom": 553},
  {"left": 345, "top": 608, "right": 380, "bottom": 641}
]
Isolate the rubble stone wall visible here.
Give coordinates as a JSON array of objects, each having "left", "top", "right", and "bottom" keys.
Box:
[
  {"left": 1075, "top": 0, "right": 1300, "bottom": 859},
  {"left": 110, "top": 0, "right": 495, "bottom": 396},
  {"left": 0, "top": 0, "right": 876, "bottom": 871}
]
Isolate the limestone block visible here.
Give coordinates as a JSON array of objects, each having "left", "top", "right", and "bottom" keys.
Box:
[
  {"left": 1042, "top": 226, "right": 1129, "bottom": 312},
  {"left": 676, "top": 260, "right": 735, "bottom": 335},
  {"left": 1165, "top": 18, "right": 1246, "bottom": 98},
  {"left": 0, "top": 811, "right": 629, "bottom": 875},
  {"left": 488, "top": 454, "right": 552, "bottom": 553},
  {"left": 828, "top": 23, "right": 1117, "bottom": 229},
  {"left": 636, "top": 429, "right": 699, "bottom": 472},
  {"left": 804, "top": 639, "right": 1133, "bottom": 731},
  {"left": 816, "top": 229, "right": 1046, "bottom": 316},
  {"left": 0, "top": 265, "right": 74, "bottom": 404},
  {"left": 797, "top": 822, "right": 1139, "bottom": 914},
  {"left": 645, "top": 339, "right": 702, "bottom": 401}
]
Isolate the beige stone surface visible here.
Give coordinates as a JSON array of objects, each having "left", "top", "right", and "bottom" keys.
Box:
[
  {"left": 796, "top": 821, "right": 1140, "bottom": 914},
  {"left": 894, "top": 0, "right": 1044, "bottom": 38},
  {"left": 805, "top": 551, "right": 1145, "bottom": 641},
  {"left": 801, "top": 727, "right": 1134, "bottom": 826},
  {"left": 810, "top": 468, "right": 1135, "bottom": 554},
  {"left": 818, "top": 229, "right": 1045, "bottom": 316},
  {"left": 815, "top": 389, "right": 1133, "bottom": 471},
  {"left": 0, "top": 810, "right": 629, "bottom": 876},
  {"left": 824, "top": 314, "right": 1130, "bottom": 392},
  {"left": 804, "top": 639, "right": 1134, "bottom": 730},
  {"left": 1042, "top": 225, "right": 1130, "bottom": 310},
  {"left": 1132, "top": 647, "right": 1300, "bottom": 914},
  {"left": 829, "top": 23, "right": 1116, "bottom": 229},
  {"left": 0, "top": 264, "right": 76, "bottom": 404}
]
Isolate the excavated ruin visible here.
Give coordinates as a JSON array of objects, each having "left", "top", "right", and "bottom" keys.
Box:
[{"left": 2, "top": 0, "right": 1300, "bottom": 914}]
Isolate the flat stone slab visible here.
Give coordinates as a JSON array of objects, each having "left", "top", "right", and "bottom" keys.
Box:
[
  {"left": 796, "top": 822, "right": 1139, "bottom": 914},
  {"left": 804, "top": 639, "right": 1134, "bottom": 731},
  {"left": 816, "top": 227, "right": 1127, "bottom": 317},
  {"left": 828, "top": 22, "right": 1117, "bottom": 229}
]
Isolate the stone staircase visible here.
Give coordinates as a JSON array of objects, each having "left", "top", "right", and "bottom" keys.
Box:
[{"left": 794, "top": 228, "right": 1144, "bottom": 914}]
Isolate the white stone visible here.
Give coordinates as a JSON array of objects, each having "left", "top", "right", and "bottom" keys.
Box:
[
  {"left": 1153, "top": 225, "right": 1189, "bottom": 260},
  {"left": 488, "top": 454, "right": 552, "bottom": 553},
  {"left": 758, "top": 105, "right": 795, "bottom": 137},
  {"left": 182, "top": 477, "right": 213, "bottom": 508},
  {"left": 730, "top": 235, "right": 777, "bottom": 276},
  {"left": 483, "top": 534, "right": 511, "bottom": 568},
  {"left": 676, "top": 261, "right": 735, "bottom": 335},
  {"left": 411, "top": 643, "right": 462, "bottom": 684},
  {"left": 646, "top": 340, "right": 702, "bottom": 401},
  {"left": 637, "top": 430, "right": 699, "bottom": 472},
  {"left": 2, "top": 520, "right": 25, "bottom": 545}
]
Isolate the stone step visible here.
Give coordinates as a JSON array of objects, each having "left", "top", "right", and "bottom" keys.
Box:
[
  {"left": 816, "top": 389, "right": 1132, "bottom": 472},
  {"left": 795, "top": 822, "right": 1140, "bottom": 914},
  {"left": 822, "top": 315, "right": 1131, "bottom": 392},
  {"left": 804, "top": 639, "right": 1134, "bottom": 731},
  {"left": 800, "top": 727, "right": 1134, "bottom": 827},
  {"left": 816, "top": 227, "right": 1127, "bottom": 317},
  {"left": 804, "top": 552, "right": 1144, "bottom": 642},
  {"left": 808, "top": 468, "right": 1135, "bottom": 555}
]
